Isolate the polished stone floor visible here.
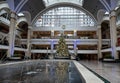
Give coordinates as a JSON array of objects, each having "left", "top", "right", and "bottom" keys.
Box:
[{"left": 79, "top": 60, "right": 120, "bottom": 83}]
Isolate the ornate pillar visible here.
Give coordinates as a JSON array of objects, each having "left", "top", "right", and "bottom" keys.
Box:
[
  {"left": 109, "top": 10, "right": 118, "bottom": 59},
  {"left": 7, "top": 11, "right": 17, "bottom": 57},
  {"left": 26, "top": 25, "right": 32, "bottom": 58},
  {"left": 97, "top": 25, "right": 102, "bottom": 59}
]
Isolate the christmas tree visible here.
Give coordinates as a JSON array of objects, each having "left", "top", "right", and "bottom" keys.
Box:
[{"left": 55, "top": 33, "right": 69, "bottom": 59}]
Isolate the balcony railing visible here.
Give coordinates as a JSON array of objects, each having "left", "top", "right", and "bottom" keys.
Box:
[
  {"left": 0, "top": 45, "right": 26, "bottom": 51},
  {"left": 51, "top": 36, "right": 79, "bottom": 39},
  {"left": 32, "top": 36, "right": 97, "bottom": 39},
  {"left": 31, "top": 49, "right": 98, "bottom": 54}
]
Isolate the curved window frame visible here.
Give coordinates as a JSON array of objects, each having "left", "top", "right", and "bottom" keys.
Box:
[
  {"left": 43, "top": 0, "right": 84, "bottom": 6},
  {"left": 35, "top": 6, "right": 95, "bottom": 28}
]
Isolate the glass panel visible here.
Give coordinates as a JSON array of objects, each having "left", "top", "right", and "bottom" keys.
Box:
[{"left": 35, "top": 6, "right": 95, "bottom": 28}]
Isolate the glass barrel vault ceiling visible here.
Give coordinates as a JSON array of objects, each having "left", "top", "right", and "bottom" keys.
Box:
[
  {"left": 35, "top": 7, "right": 95, "bottom": 28},
  {"left": 43, "top": 0, "right": 83, "bottom": 6}
]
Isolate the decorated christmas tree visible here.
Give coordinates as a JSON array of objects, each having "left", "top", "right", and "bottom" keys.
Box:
[{"left": 55, "top": 33, "right": 69, "bottom": 59}]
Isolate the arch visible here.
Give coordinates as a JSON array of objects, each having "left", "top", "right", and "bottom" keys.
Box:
[
  {"left": 18, "top": 11, "right": 31, "bottom": 25},
  {"left": 32, "top": 2, "right": 97, "bottom": 25},
  {"left": 0, "top": 7, "right": 11, "bottom": 21},
  {"left": 97, "top": 9, "right": 106, "bottom": 24},
  {"left": 43, "top": 0, "right": 84, "bottom": 6},
  {"left": 0, "top": 7, "right": 11, "bottom": 15},
  {"left": 17, "top": 17, "right": 28, "bottom": 25},
  {"left": 0, "top": 1, "right": 9, "bottom": 10},
  {"left": 17, "top": 21, "right": 28, "bottom": 30},
  {"left": 116, "top": 7, "right": 120, "bottom": 15},
  {"left": 116, "top": 7, "right": 120, "bottom": 24},
  {"left": 0, "top": 2, "right": 11, "bottom": 21}
]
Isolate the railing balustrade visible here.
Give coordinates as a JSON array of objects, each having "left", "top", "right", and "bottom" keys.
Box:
[{"left": 32, "top": 36, "right": 97, "bottom": 39}]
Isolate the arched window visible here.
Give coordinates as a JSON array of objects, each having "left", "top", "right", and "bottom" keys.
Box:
[{"left": 35, "top": 6, "right": 95, "bottom": 28}]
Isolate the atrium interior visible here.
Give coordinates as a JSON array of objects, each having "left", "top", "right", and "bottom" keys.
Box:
[{"left": 0, "top": 0, "right": 120, "bottom": 83}]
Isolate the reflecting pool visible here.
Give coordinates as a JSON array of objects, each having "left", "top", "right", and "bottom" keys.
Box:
[{"left": 0, "top": 60, "right": 85, "bottom": 83}]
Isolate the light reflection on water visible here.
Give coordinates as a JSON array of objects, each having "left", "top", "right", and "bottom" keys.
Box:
[{"left": 0, "top": 61, "right": 83, "bottom": 83}]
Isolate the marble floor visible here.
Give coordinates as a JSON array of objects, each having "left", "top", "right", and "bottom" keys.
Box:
[{"left": 79, "top": 60, "right": 120, "bottom": 83}]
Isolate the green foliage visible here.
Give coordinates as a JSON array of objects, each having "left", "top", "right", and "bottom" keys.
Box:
[{"left": 56, "top": 34, "right": 69, "bottom": 57}]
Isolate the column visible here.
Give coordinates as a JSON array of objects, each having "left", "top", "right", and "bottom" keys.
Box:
[
  {"left": 97, "top": 25, "right": 102, "bottom": 60},
  {"left": 26, "top": 26, "right": 32, "bottom": 58},
  {"left": 51, "top": 40, "right": 54, "bottom": 56},
  {"left": 74, "top": 30, "right": 77, "bottom": 36},
  {"left": 51, "top": 30, "right": 54, "bottom": 37},
  {"left": 109, "top": 10, "right": 118, "bottom": 59},
  {"left": 7, "top": 11, "right": 17, "bottom": 58},
  {"left": 50, "top": 40, "right": 54, "bottom": 59},
  {"left": 74, "top": 40, "right": 77, "bottom": 56}
]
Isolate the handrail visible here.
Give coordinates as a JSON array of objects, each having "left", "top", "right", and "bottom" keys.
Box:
[{"left": 32, "top": 36, "right": 96, "bottom": 39}]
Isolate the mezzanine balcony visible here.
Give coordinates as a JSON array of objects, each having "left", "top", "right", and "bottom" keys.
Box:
[{"left": 21, "top": 38, "right": 110, "bottom": 45}]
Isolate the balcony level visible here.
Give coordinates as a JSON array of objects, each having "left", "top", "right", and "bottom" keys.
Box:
[
  {"left": 0, "top": 45, "right": 26, "bottom": 52},
  {"left": 31, "top": 49, "right": 98, "bottom": 54},
  {"left": 33, "top": 26, "right": 97, "bottom": 31},
  {"left": 21, "top": 39, "right": 110, "bottom": 45}
]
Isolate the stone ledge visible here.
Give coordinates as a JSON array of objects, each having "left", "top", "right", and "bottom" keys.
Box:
[{"left": 73, "top": 61, "right": 104, "bottom": 83}]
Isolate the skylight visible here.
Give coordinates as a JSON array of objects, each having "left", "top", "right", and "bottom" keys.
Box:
[{"left": 43, "top": 0, "right": 83, "bottom": 6}]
